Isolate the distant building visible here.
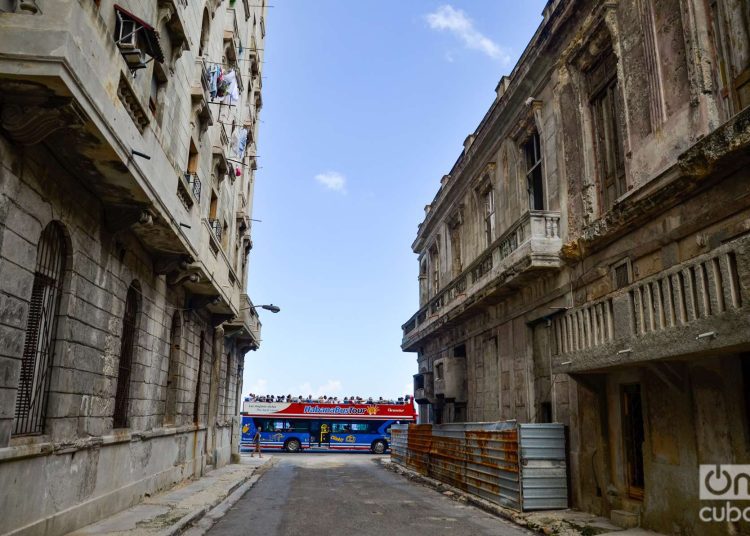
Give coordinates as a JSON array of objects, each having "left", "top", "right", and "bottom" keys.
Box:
[
  {"left": 0, "top": 1, "right": 266, "bottom": 534},
  {"left": 402, "top": 1, "right": 749, "bottom": 533}
]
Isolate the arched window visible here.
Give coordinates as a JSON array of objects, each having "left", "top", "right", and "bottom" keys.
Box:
[
  {"left": 113, "top": 282, "right": 141, "bottom": 428},
  {"left": 13, "top": 222, "right": 67, "bottom": 436},
  {"left": 193, "top": 330, "right": 206, "bottom": 424},
  {"left": 164, "top": 312, "right": 182, "bottom": 425}
]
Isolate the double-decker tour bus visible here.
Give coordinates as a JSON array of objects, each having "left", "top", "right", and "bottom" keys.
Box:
[{"left": 240, "top": 398, "right": 417, "bottom": 454}]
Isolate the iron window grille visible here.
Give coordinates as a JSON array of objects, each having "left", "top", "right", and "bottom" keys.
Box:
[
  {"left": 113, "top": 284, "right": 140, "bottom": 428},
  {"left": 194, "top": 331, "right": 205, "bottom": 424},
  {"left": 13, "top": 223, "right": 67, "bottom": 436},
  {"left": 209, "top": 218, "right": 222, "bottom": 241},
  {"left": 185, "top": 172, "right": 202, "bottom": 203}
]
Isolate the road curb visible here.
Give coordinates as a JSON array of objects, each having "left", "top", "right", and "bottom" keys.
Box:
[
  {"left": 179, "top": 458, "right": 275, "bottom": 536},
  {"left": 380, "top": 459, "right": 535, "bottom": 532}
]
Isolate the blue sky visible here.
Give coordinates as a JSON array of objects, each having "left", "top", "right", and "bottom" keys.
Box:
[{"left": 244, "top": 1, "right": 547, "bottom": 400}]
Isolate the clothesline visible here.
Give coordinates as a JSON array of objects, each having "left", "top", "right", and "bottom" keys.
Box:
[{"left": 203, "top": 55, "right": 265, "bottom": 68}]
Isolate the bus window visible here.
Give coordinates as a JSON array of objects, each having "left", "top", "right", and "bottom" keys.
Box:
[
  {"left": 268, "top": 420, "right": 287, "bottom": 432},
  {"left": 332, "top": 422, "right": 351, "bottom": 433},
  {"left": 288, "top": 419, "right": 309, "bottom": 432},
  {"left": 350, "top": 423, "right": 370, "bottom": 433}
]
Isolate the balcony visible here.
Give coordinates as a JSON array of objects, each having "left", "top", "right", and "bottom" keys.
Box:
[
  {"left": 0, "top": 3, "right": 199, "bottom": 262},
  {"left": 176, "top": 172, "right": 201, "bottom": 209},
  {"left": 156, "top": 0, "right": 190, "bottom": 68},
  {"left": 222, "top": 9, "right": 244, "bottom": 92},
  {"left": 223, "top": 294, "right": 262, "bottom": 352},
  {"left": 413, "top": 372, "right": 434, "bottom": 404},
  {"left": 190, "top": 58, "right": 213, "bottom": 134},
  {"left": 433, "top": 357, "right": 467, "bottom": 403},
  {"left": 209, "top": 218, "right": 223, "bottom": 242},
  {"left": 551, "top": 235, "right": 750, "bottom": 375},
  {"left": 211, "top": 123, "right": 232, "bottom": 180},
  {"left": 248, "top": 36, "right": 260, "bottom": 77},
  {"left": 402, "top": 210, "right": 562, "bottom": 351}
]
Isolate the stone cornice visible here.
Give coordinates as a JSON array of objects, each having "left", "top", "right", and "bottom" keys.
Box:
[{"left": 413, "top": 1, "right": 579, "bottom": 254}]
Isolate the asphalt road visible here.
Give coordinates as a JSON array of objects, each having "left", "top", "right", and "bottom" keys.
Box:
[{"left": 206, "top": 453, "right": 533, "bottom": 536}]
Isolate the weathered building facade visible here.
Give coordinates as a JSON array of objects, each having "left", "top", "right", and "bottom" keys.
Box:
[
  {"left": 402, "top": 0, "right": 750, "bottom": 533},
  {"left": 0, "top": 1, "right": 266, "bottom": 534}
]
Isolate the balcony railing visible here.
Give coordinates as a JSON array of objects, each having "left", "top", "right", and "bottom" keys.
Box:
[
  {"left": 402, "top": 210, "right": 562, "bottom": 347},
  {"left": 191, "top": 58, "right": 212, "bottom": 132},
  {"left": 184, "top": 172, "right": 201, "bottom": 203},
  {"left": 209, "top": 218, "right": 222, "bottom": 241},
  {"left": 551, "top": 236, "right": 749, "bottom": 373},
  {"left": 224, "top": 293, "right": 262, "bottom": 350}
]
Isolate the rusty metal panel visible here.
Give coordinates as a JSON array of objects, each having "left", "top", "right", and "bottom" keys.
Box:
[
  {"left": 462, "top": 422, "right": 520, "bottom": 509},
  {"left": 406, "top": 424, "right": 432, "bottom": 475},
  {"left": 390, "top": 422, "right": 567, "bottom": 512},
  {"left": 519, "top": 424, "right": 568, "bottom": 510}
]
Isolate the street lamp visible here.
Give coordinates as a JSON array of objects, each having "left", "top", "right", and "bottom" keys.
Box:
[{"left": 249, "top": 304, "right": 280, "bottom": 313}]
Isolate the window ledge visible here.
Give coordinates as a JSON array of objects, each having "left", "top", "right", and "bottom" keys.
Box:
[{"left": 0, "top": 424, "right": 207, "bottom": 464}]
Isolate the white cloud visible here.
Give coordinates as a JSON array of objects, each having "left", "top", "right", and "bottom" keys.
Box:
[
  {"left": 297, "top": 380, "right": 344, "bottom": 398},
  {"left": 247, "top": 378, "right": 268, "bottom": 394},
  {"left": 426, "top": 5, "right": 510, "bottom": 64},
  {"left": 314, "top": 171, "right": 347, "bottom": 193}
]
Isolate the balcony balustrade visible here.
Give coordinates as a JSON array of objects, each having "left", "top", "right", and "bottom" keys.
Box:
[
  {"left": 551, "top": 235, "right": 750, "bottom": 373},
  {"left": 185, "top": 172, "right": 201, "bottom": 202},
  {"left": 402, "top": 210, "right": 562, "bottom": 350},
  {"left": 209, "top": 218, "right": 222, "bottom": 241},
  {"left": 223, "top": 293, "right": 262, "bottom": 351}
]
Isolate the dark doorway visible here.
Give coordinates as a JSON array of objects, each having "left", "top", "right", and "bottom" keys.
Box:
[{"left": 622, "top": 384, "right": 645, "bottom": 500}]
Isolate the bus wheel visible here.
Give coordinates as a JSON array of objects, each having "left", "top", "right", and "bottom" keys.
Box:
[
  {"left": 371, "top": 440, "right": 387, "bottom": 454},
  {"left": 285, "top": 438, "right": 301, "bottom": 453}
]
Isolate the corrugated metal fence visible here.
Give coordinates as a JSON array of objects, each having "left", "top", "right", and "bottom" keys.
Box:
[{"left": 390, "top": 422, "right": 567, "bottom": 511}]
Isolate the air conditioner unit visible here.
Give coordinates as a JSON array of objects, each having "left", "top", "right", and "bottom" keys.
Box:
[{"left": 120, "top": 48, "right": 148, "bottom": 71}]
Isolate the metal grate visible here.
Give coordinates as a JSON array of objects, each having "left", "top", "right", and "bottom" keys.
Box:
[
  {"left": 13, "top": 223, "right": 66, "bottom": 436},
  {"left": 185, "top": 172, "right": 202, "bottom": 203},
  {"left": 113, "top": 284, "right": 139, "bottom": 428},
  {"left": 209, "top": 218, "right": 222, "bottom": 241},
  {"left": 614, "top": 262, "right": 630, "bottom": 289}
]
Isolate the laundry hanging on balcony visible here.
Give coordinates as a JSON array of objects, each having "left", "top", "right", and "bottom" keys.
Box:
[
  {"left": 221, "top": 69, "right": 240, "bottom": 105},
  {"left": 114, "top": 4, "right": 164, "bottom": 72},
  {"left": 232, "top": 127, "right": 248, "bottom": 158},
  {"left": 209, "top": 64, "right": 221, "bottom": 99}
]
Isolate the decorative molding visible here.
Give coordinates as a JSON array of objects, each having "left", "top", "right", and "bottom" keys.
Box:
[
  {"left": 157, "top": 0, "right": 190, "bottom": 70},
  {"left": 117, "top": 73, "right": 149, "bottom": 133},
  {"left": 510, "top": 99, "right": 543, "bottom": 143}
]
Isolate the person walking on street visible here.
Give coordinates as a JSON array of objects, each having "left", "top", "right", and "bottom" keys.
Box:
[{"left": 251, "top": 426, "right": 263, "bottom": 458}]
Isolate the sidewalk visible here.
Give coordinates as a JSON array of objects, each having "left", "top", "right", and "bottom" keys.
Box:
[
  {"left": 66, "top": 456, "right": 273, "bottom": 536},
  {"left": 382, "top": 459, "right": 664, "bottom": 536}
]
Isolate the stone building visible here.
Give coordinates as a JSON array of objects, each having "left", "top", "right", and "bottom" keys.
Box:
[
  {"left": 402, "top": 0, "right": 749, "bottom": 533},
  {"left": 0, "top": 1, "right": 266, "bottom": 534}
]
